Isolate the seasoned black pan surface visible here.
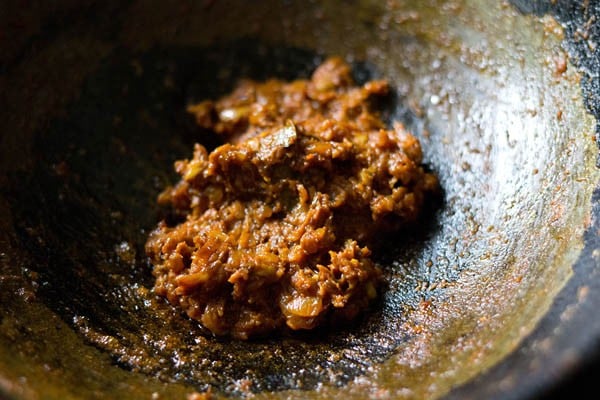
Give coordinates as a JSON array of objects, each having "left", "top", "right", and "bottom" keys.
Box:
[{"left": 0, "top": 1, "right": 598, "bottom": 399}]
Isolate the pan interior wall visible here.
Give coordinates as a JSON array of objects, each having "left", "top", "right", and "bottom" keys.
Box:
[{"left": 0, "top": 1, "right": 598, "bottom": 400}]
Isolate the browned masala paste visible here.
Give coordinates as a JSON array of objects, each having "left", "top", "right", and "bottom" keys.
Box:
[{"left": 145, "top": 57, "right": 438, "bottom": 339}]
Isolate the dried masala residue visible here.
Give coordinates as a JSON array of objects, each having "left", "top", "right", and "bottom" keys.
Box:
[{"left": 145, "top": 57, "right": 438, "bottom": 339}]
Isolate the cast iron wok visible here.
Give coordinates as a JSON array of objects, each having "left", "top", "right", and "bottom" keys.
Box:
[{"left": 1, "top": 0, "right": 599, "bottom": 399}]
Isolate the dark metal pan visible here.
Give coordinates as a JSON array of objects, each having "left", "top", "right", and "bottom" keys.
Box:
[{"left": 1, "top": 1, "right": 599, "bottom": 399}]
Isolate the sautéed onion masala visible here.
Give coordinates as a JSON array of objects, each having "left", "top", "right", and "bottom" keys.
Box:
[{"left": 145, "top": 57, "right": 438, "bottom": 339}]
